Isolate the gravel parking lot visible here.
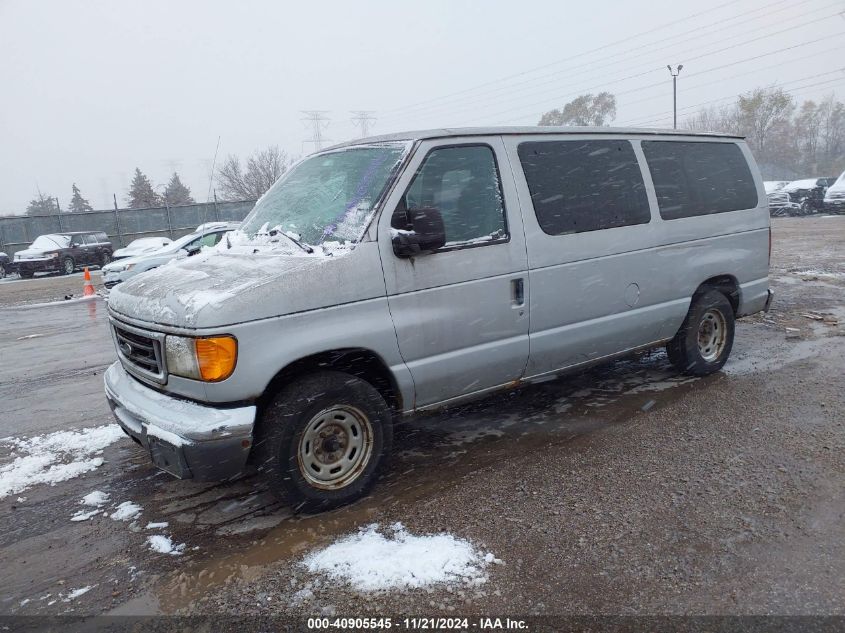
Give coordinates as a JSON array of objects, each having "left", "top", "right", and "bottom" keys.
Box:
[{"left": 0, "top": 216, "right": 843, "bottom": 620}]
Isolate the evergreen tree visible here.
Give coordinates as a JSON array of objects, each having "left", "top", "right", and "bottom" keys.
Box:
[
  {"left": 26, "top": 192, "right": 59, "bottom": 216},
  {"left": 126, "top": 168, "right": 162, "bottom": 209},
  {"left": 164, "top": 172, "right": 195, "bottom": 206},
  {"left": 68, "top": 183, "right": 93, "bottom": 213}
]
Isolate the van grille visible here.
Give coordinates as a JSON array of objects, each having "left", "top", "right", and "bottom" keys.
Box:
[{"left": 113, "top": 324, "right": 164, "bottom": 380}]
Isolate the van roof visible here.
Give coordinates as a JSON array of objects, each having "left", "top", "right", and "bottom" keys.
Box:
[{"left": 329, "top": 126, "right": 744, "bottom": 150}]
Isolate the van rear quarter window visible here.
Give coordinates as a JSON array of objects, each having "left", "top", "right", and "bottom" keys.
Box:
[
  {"left": 642, "top": 141, "right": 758, "bottom": 220},
  {"left": 517, "top": 140, "right": 650, "bottom": 235}
]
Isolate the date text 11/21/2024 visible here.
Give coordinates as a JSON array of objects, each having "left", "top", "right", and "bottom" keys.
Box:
[{"left": 306, "top": 617, "right": 529, "bottom": 630}]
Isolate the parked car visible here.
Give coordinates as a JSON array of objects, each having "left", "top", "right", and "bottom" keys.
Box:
[
  {"left": 0, "top": 252, "right": 13, "bottom": 278},
  {"left": 14, "top": 231, "right": 112, "bottom": 278},
  {"left": 104, "top": 127, "right": 771, "bottom": 511},
  {"left": 101, "top": 223, "right": 239, "bottom": 288},
  {"left": 112, "top": 236, "right": 173, "bottom": 261},
  {"left": 823, "top": 170, "right": 845, "bottom": 213},
  {"left": 780, "top": 178, "right": 836, "bottom": 214},
  {"left": 763, "top": 180, "right": 789, "bottom": 194},
  {"left": 766, "top": 190, "right": 800, "bottom": 217}
]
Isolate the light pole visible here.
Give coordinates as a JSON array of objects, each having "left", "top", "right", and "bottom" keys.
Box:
[
  {"left": 155, "top": 184, "right": 174, "bottom": 239},
  {"left": 667, "top": 64, "right": 683, "bottom": 129}
]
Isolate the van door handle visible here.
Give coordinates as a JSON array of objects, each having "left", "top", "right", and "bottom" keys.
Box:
[{"left": 511, "top": 278, "right": 525, "bottom": 306}]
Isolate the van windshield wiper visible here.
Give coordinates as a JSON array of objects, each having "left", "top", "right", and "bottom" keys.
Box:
[{"left": 268, "top": 228, "right": 314, "bottom": 254}]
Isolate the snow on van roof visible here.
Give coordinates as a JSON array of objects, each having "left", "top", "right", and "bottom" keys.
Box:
[{"left": 328, "top": 126, "right": 744, "bottom": 150}]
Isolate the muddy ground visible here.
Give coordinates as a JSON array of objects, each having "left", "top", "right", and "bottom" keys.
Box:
[{"left": 0, "top": 216, "right": 843, "bottom": 619}]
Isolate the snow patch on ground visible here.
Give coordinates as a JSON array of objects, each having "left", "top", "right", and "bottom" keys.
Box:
[
  {"left": 81, "top": 490, "right": 110, "bottom": 506},
  {"left": 70, "top": 508, "right": 101, "bottom": 522},
  {"left": 791, "top": 269, "right": 845, "bottom": 279},
  {"left": 302, "top": 523, "right": 500, "bottom": 591},
  {"left": 146, "top": 534, "right": 185, "bottom": 555},
  {"left": 62, "top": 586, "right": 94, "bottom": 601},
  {"left": 110, "top": 501, "right": 142, "bottom": 521},
  {"left": 145, "top": 521, "right": 169, "bottom": 529},
  {"left": 0, "top": 425, "right": 125, "bottom": 499}
]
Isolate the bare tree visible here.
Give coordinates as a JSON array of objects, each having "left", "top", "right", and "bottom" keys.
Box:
[
  {"left": 216, "top": 145, "right": 289, "bottom": 201},
  {"left": 538, "top": 92, "right": 617, "bottom": 127},
  {"left": 736, "top": 87, "right": 795, "bottom": 156},
  {"left": 684, "top": 105, "right": 741, "bottom": 134}
]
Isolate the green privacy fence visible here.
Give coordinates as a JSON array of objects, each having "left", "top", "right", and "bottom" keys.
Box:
[{"left": 0, "top": 200, "right": 256, "bottom": 256}]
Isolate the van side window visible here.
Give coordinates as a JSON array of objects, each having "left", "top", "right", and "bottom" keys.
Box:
[
  {"left": 642, "top": 141, "right": 758, "bottom": 219},
  {"left": 399, "top": 145, "right": 507, "bottom": 246},
  {"left": 517, "top": 140, "right": 650, "bottom": 235}
]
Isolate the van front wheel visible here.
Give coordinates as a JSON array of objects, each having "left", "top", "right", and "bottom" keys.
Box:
[
  {"left": 256, "top": 371, "right": 393, "bottom": 511},
  {"left": 667, "top": 289, "right": 735, "bottom": 376}
]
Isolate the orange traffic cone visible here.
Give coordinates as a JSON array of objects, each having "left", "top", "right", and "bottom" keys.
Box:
[{"left": 83, "top": 267, "right": 95, "bottom": 297}]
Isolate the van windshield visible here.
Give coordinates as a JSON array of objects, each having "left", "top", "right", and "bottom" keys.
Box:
[{"left": 240, "top": 143, "right": 409, "bottom": 247}]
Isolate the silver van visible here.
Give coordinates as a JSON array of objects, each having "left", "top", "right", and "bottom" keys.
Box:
[{"left": 104, "top": 127, "right": 772, "bottom": 510}]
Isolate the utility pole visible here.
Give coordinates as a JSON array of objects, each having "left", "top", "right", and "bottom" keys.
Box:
[
  {"left": 350, "top": 110, "right": 377, "bottom": 138},
  {"left": 301, "top": 111, "right": 331, "bottom": 153},
  {"left": 667, "top": 65, "right": 683, "bottom": 129}
]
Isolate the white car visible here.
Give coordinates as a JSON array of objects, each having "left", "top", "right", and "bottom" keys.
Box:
[
  {"left": 824, "top": 170, "right": 845, "bottom": 213},
  {"left": 102, "top": 223, "right": 239, "bottom": 288},
  {"left": 112, "top": 237, "right": 173, "bottom": 261}
]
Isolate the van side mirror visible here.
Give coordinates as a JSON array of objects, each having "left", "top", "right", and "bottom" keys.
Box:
[{"left": 391, "top": 207, "right": 446, "bottom": 258}]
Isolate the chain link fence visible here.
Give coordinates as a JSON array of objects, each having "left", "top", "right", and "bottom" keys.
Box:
[{"left": 0, "top": 200, "right": 256, "bottom": 257}]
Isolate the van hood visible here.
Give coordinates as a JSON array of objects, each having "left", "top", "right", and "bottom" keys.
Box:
[{"left": 107, "top": 245, "right": 383, "bottom": 329}]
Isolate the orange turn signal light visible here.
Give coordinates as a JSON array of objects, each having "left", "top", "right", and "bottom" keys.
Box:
[{"left": 195, "top": 336, "right": 237, "bottom": 382}]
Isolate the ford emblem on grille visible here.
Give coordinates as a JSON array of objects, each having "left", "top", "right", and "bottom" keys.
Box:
[{"left": 119, "top": 341, "right": 133, "bottom": 356}]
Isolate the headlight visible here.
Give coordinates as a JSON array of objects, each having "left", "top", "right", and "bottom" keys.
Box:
[
  {"left": 165, "top": 335, "right": 237, "bottom": 382},
  {"left": 48, "top": 253, "right": 59, "bottom": 259},
  {"left": 106, "top": 263, "right": 134, "bottom": 273}
]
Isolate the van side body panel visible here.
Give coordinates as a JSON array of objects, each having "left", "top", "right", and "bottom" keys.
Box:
[
  {"left": 502, "top": 133, "right": 768, "bottom": 381},
  {"left": 377, "top": 137, "right": 531, "bottom": 409}
]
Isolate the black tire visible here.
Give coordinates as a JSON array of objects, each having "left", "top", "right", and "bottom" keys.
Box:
[
  {"left": 100, "top": 252, "right": 111, "bottom": 267},
  {"left": 255, "top": 370, "right": 393, "bottom": 512},
  {"left": 19, "top": 270, "right": 34, "bottom": 279},
  {"left": 667, "top": 289, "right": 735, "bottom": 376},
  {"left": 62, "top": 257, "right": 75, "bottom": 275}
]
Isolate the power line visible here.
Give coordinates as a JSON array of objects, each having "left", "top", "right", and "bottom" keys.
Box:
[
  {"left": 381, "top": 0, "right": 812, "bottom": 121},
  {"left": 620, "top": 72, "right": 845, "bottom": 128},
  {"left": 381, "top": 5, "right": 842, "bottom": 128},
  {"left": 610, "top": 43, "right": 845, "bottom": 114},
  {"left": 301, "top": 111, "right": 331, "bottom": 153},
  {"left": 473, "top": 28, "right": 845, "bottom": 126},
  {"left": 350, "top": 111, "right": 377, "bottom": 138},
  {"left": 381, "top": 0, "right": 745, "bottom": 117}
]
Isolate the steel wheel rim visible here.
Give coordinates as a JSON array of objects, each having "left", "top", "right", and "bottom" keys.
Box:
[
  {"left": 64, "top": 259, "right": 74, "bottom": 274},
  {"left": 697, "top": 308, "right": 727, "bottom": 362},
  {"left": 297, "top": 405, "right": 373, "bottom": 490}
]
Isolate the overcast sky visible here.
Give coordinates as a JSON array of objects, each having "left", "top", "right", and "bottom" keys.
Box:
[{"left": 1, "top": 0, "right": 843, "bottom": 215}]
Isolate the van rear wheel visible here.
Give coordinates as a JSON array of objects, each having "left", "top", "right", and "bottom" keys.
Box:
[
  {"left": 667, "top": 289, "right": 735, "bottom": 376},
  {"left": 256, "top": 371, "right": 392, "bottom": 512}
]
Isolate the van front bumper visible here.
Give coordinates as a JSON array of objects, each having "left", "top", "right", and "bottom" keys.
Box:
[{"left": 104, "top": 362, "right": 255, "bottom": 481}]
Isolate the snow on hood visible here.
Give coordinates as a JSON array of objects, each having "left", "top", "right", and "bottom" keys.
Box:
[
  {"left": 782, "top": 179, "right": 819, "bottom": 191},
  {"left": 14, "top": 248, "right": 50, "bottom": 259},
  {"left": 107, "top": 241, "right": 372, "bottom": 329}
]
